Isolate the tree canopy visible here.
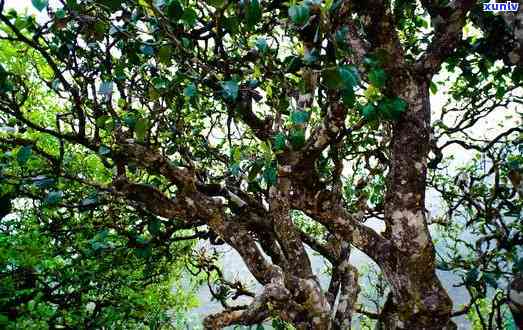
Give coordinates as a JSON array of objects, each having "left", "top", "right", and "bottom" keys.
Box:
[{"left": 0, "top": 0, "right": 522, "bottom": 329}]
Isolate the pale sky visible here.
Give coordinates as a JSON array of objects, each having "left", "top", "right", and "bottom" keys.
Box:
[{"left": 4, "top": 0, "right": 58, "bottom": 21}]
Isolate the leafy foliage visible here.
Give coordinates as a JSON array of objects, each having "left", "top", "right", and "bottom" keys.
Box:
[
  {"left": 0, "top": 0, "right": 521, "bottom": 328},
  {"left": 0, "top": 204, "right": 200, "bottom": 328}
]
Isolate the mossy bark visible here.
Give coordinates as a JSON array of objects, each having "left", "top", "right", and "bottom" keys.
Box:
[{"left": 379, "top": 76, "right": 453, "bottom": 329}]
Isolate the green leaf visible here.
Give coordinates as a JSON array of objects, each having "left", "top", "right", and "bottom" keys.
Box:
[
  {"left": 182, "top": 7, "right": 197, "bottom": 26},
  {"left": 17, "top": 145, "right": 32, "bottom": 165},
  {"left": 288, "top": 4, "right": 310, "bottom": 26},
  {"left": 123, "top": 113, "right": 136, "bottom": 128},
  {"left": 248, "top": 79, "right": 260, "bottom": 88},
  {"left": 361, "top": 103, "right": 376, "bottom": 120},
  {"left": 272, "top": 319, "right": 286, "bottom": 330},
  {"left": 430, "top": 81, "right": 438, "bottom": 95},
  {"left": 289, "top": 128, "right": 305, "bottom": 148},
  {"left": 231, "top": 147, "right": 241, "bottom": 163},
  {"left": 414, "top": 16, "right": 428, "bottom": 28},
  {"left": 166, "top": 0, "right": 184, "bottom": 20},
  {"left": 229, "top": 163, "right": 240, "bottom": 176},
  {"left": 273, "top": 132, "right": 286, "bottom": 151},
  {"left": 260, "top": 141, "right": 273, "bottom": 161},
  {"left": 248, "top": 160, "right": 264, "bottom": 181},
  {"left": 181, "top": 37, "right": 191, "bottom": 48},
  {"left": 286, "top": 56, "right": 303, "bottom": 73},
  {"left": 514, "top": 257, "right": 523, "bottom": 273},
  {"left": 55, "top": 9, "right": 66, "bottom": 19},
  {"left": 152, "top": 77, "right": 168, "bottom": 90},
  {"left": 465, "top": 268, "right": 479, "bottom": 285},
  {"left": 338, "top": 65, "right": 359, "bottom": 89},
  {"left": 45, "top": 190, "right": 63, "bottom": 205},
  {"left": 323, "top": 65, "right": 359, "bottom": 91},
  {"left": 117, "top": 98, "right": 126, "bottom": 108},
  {"left": 140, "top": 44, "right": 154, "bottom": 57},
  {"left": 255, "top": 38, "right": 268, "bottom": 54},
  {"left": 246, "top": 0, "right": 262, "bottom": 28},
  {"left": 135, "top": 246, "right": 152, "bottom": 258},
  {"left": 183, "top": 83, "right": 197, "bottom": 98},
  {"left": 222, "top": 16, "right": 240, "bottom": 33},
  {"left": 482, "top": 273, "right": 497, "bottom": 288},
  {"left": 341, "top": 88, "right": 355, "bottom": 106},
  {"left": 32, "top": 0, "right": 48, "bottom": 11},
  {"left": 152, "top": 77, "right": 169, "bottom": 91},
  {"left": 256, "top": 325, "right": 265, "bottom": 330},
  {"left": 511, "top": 66, "right": 523, "bottom": 84},
  {"left": 335, "top": 26, "right": 349, "bottom": 45},
  {"left": 378, "top": 97, "right": 406, "bottom": 120},
  {"left": 0, "top": 64, "right": 13, "bottom": 92},
  {"left": 80, "top": 196, "right": 98, "bottom": 207},
  {"left": 135, "top": 118, "right": 149, "bottom": 142},
  {"left": 96, "top": 115, "right": 111, "bottom": 128},
  {"left": 98, "top": 145, "right": 111, "bottom": 156},
  {"left": 263, "top": 164, "right": 277, "bottom": 186},
  {"left": 303, "top": 48, "right": 318, "bottom": 65},
  {"left": 322, "top": 67, "right": 342, "bottom": 89},
  {"left": 114, "top": 65, "right": 126, "bottom": 80},
  {"left": 388, "top": 97, "right": 407, "bottom": 118},
  {"left": 148, "top": 220, "right": 162, "bottom": 236},
  {"left": 93, "top": 21, "right": 107, "bottom": 40},
  {"left": 207, "top": 0, "right": 225, "bottom": 7},
  {"left": 363, "top": 56, "right": 378, "bottom": 68},
  {"left": 97, "top": 0, "right": 122, "bottom": 11},
  {"left": 157, "top": 45, "right": 172, "bottom": 64},
  {"left": 368, "top": 68, "right": 386, "bottom": 88},
  {"left": 221, "top": 80, "right": 239, "bottom": 101},
  {"left": 290, "top": 111, "right": 309, "bottom": 125}
]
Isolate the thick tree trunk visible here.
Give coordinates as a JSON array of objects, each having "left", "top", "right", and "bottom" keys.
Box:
[
  {"left": 380, "top": 75, "right": 454, "bottom": 329},
  {"left": 508, "top": 274, "right": 523, "bottom": 329}
]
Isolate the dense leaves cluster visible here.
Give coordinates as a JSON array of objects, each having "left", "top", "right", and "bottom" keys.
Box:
[{"left": 1, "top": 206, "right": 199, "bottom": 328}]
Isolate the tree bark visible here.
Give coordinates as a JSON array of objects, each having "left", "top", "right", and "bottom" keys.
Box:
[
  {"left": 508, "top": 274, "right": 523, "bottom": 329},
  {"left": 380, "top": 73, "right": 454, "bottom": 329}
]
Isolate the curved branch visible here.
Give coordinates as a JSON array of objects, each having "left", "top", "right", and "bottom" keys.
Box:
[{"left": 416, "top": 0, "right": 475, "bottom": 76}]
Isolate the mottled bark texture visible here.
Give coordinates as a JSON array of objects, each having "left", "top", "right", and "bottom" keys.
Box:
[
  {"left": 509, "top": 275, "right": 523, "bottom": 329},
  {"left": 379, "top": 75, "right": 453, "bottom": 329}
]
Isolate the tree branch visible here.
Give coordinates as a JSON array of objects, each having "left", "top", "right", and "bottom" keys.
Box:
[{"left": 416, "top": 0, "right": 475, "bottom": 77}]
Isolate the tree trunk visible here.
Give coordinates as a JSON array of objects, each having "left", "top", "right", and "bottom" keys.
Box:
[
  {"left": 509, "top": 274, "right": 523, "bottom": 329},
  {"left": 380, "top": 74, "right": 454, "bottom": 329}
]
